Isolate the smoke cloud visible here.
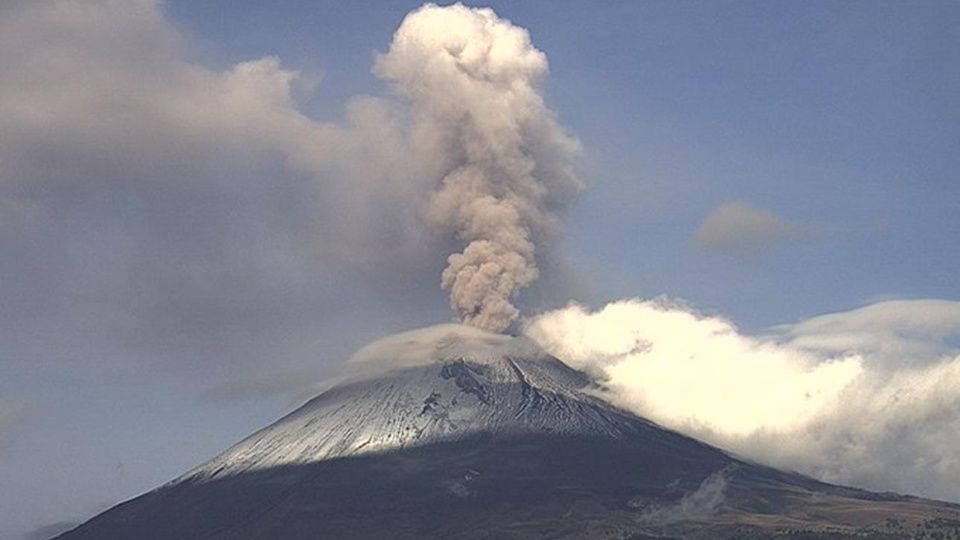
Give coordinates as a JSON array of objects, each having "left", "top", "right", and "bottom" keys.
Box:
[
  {"left": 375, "top": 4, "right": 582, "bottom": 332},
  {"left": 525, "top": 298, "right": 960, "bottom": 502}
]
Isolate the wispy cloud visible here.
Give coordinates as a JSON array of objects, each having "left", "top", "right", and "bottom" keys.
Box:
[
  {"left": 775, "top": 299, "right": 960, "bottom": 365},
  {"left": 0, "top": 402, "right": 31, "bottom": 456},
  {"left": 693, "top": 201, "right": 803, "bottom": 255}
]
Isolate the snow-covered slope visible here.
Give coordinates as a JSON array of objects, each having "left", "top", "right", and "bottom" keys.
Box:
[{"left": 180, "top": 324, "right": 658, "bottom": 482}]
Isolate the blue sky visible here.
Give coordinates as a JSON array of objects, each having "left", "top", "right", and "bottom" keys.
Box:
[{"left": 1, "top": 1, "right": 958, "bottom": 538}]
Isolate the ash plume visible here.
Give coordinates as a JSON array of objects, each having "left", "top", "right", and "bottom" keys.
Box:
[{"left": 376, "top": 3, "right": 582, "bottom": 332}]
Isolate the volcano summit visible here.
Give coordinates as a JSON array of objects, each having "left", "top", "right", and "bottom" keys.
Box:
[{"left": 56, "top": 325, "right": 960, "bottom": 539}]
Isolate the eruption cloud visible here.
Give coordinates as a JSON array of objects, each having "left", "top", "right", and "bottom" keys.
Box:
[{"left": 376, "top": 4, "right": 582, "bottom": 332}]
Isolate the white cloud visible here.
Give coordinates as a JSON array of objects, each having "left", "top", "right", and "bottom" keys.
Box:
[
  {"left": 525, "top": 299, "right": 863, "bottom": 436},
  {"left": 524, "top": 298, "right": 960, "bottom": 502},
  {"left": 693, "top": 201, "right": 803, "bottom": 254}
]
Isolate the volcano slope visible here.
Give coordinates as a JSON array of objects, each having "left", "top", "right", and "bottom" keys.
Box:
[{"left": 56, "top": 325, "right": 960, "bottom": 540}]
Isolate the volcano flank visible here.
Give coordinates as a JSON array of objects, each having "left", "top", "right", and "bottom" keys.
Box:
[{"left": 55, "top": 325, "right": 960, "bottom": 539}]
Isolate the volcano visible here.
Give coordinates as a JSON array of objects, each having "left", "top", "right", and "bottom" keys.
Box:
[{"left": 56, "top": 325, "right": 960, "bottom": 539}]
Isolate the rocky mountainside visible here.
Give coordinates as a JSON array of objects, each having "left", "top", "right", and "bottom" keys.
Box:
[{"left": 55, "top": 325, "right": 960, "bottom": 539}]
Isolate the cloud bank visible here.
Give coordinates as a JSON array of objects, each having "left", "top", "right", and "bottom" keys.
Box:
[
  {"left": 377, "top": 4, "right": 582, "bottom": 332},
  {"left": 525, "top": 298, "right": 960, "bottom": 502}
]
